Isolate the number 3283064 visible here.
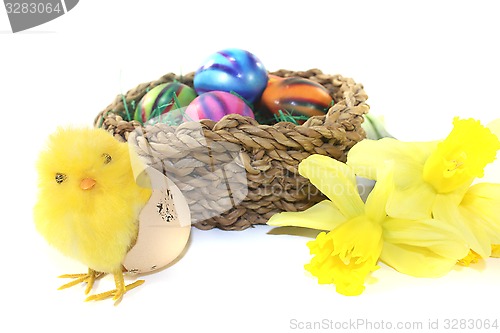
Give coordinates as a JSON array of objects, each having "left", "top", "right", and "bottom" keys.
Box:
[
  {"left": 443, "top": 319, "right": 498, "bottom": 330},
  {"left": 5, "top": 2, "right": 62, "bottom": 14}
]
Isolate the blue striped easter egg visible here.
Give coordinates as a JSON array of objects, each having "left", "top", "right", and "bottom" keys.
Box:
[{"left": 194, "top": 48, "right": 268, "bottom": 103}]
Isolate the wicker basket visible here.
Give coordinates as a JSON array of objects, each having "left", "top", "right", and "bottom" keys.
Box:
[{"left": 94, "top": 69, "right": 369, "bottom": 230}]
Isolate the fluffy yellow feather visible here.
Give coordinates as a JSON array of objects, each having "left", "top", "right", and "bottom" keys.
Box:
[{"left": 34, "top": 127, "right": 152, "bottom": 303}]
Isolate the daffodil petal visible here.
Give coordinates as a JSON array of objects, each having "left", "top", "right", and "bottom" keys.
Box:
[
  {"left": 382, "top": 218, "right": 469, "bottom": 259},
  {"left": 365, "top": 163, "right": 394, "bottom": 223},
  {"left": 386, "top": 182, "right": 435, "bottom": 220},
  {"left": 267, "top": 200, "right": 347, "bottom": 231},
  {"left": 460, "top": 183, "right": 500, "bottom": 244},
  {"left": 434, "top": 194, "right": 491, "bottom": 258},
  {"left": 299, "top": 155, "right": 364, "bottom": 219},
  {"left": 347, "top": 138, "right": 435, "bottom": 180},
  {"left": 381, "top": 242, "right": 459, "bottom": 277}
]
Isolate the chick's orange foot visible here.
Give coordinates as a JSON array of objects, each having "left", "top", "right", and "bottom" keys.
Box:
[
  {"left": 58, "top": 268, "right": 104, "bottom": 294},
  {"left": 85, "top": 272, "right": 144, "bottom": 305}
]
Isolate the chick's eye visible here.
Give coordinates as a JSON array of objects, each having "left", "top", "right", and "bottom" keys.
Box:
[
  {"left": 102, "top": 153, "right": 112, "bottom": 164},
  {"left": 55, "top": 173, "right": 67, "bottom": 184}
]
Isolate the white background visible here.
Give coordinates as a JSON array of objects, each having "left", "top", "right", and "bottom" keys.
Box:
[{"left": 1, "top": 1, "right": 499, "bottom": 332}]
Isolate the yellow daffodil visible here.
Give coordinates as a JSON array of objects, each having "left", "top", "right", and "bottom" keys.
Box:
[
  {"left": 267, "top": 155, "right": 468, "bottom": 296},
  {"left": 347, "top": 118, "right": 500, "bottom": 259}
]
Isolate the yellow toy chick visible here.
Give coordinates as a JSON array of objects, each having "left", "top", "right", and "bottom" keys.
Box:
[{"left": 34, "top": 127, "right": 152, "bottom": 303}]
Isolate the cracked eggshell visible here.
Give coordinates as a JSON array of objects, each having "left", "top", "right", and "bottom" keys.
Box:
[{"left": 122, "top": 168, "right": 191, "bottom": 274}]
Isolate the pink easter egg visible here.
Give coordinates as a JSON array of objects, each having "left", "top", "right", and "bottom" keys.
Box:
[{"left": 183, "top": 91, "right": 255, "bottom": 122}]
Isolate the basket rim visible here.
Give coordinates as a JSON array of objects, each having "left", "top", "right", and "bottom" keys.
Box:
[{"left": 94, "top": 68, "right": 369, "bottom": 142}]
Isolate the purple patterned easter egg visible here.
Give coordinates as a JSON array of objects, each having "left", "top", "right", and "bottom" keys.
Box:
[
  {"left": 194, "top": 48, "right": 268, "bottom": 103},
  {"left": 183, "top": 91, "right": 255, "bottom": 122}
]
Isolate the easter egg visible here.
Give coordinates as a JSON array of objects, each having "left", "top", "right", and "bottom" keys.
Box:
[
  {"left": 194, "top": 48, "right": 268, "bottom": 103},
  {"left": 266, "top": 74, "right": 284, "bottom": 86},
  {"left": 183, "top": 91, "right": 255, "bottom": 122},
  {"left": 260, "top": 77, "right": 333, "bottom": 123},
  {"left": 134, "top": 82, "right": 197, "bottom": 123}
]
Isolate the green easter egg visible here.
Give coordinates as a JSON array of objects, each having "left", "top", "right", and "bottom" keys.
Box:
[{"left": 134, "top": 82, "right": 197, "bottom": 123}]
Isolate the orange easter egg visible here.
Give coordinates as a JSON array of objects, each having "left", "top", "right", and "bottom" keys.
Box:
[
  {"left": 260, "top": 77, "right": 333, "bottom": 123},
  {"left": 266, "top": 74, "right": 284, "bottom": 86}
]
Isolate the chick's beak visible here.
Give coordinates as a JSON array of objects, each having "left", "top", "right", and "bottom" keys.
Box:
[{"left": 80, "top": 178, "right": 96, "bottom": 190}]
